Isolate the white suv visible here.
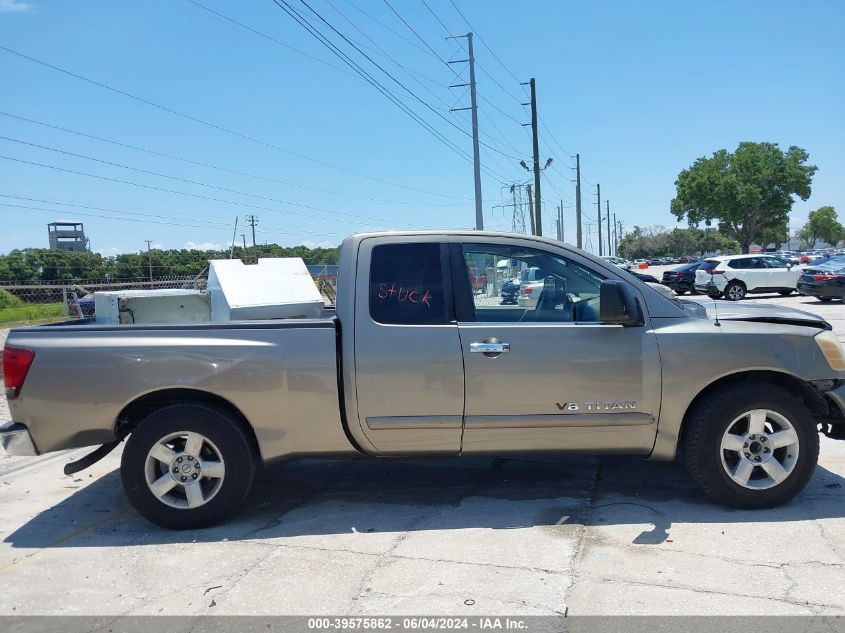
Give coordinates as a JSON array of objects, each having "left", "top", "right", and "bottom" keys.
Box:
[{"left": 694, "top": 254, "right": 800, "bottom": 301}]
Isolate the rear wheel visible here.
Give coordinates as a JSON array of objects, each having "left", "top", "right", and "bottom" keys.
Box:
[
  {"left": 725, "top": 281, "right": 747, "bottom": 301},
  {"left": 683, "top": 382, "right": 818, "bottom": 508},
  {"left": 778, "top": 289, "right": 793, "bottom": 296},
  {"left": 121, "top": 403, "right": 256, "bottom": 529},
  {"left": 675, "top": 289, "right": 687, "bottom": 295}
]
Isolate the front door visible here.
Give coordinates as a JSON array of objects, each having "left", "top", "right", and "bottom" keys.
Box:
[
  {"left": 451, "top": 239, "right": 661, "bottom": 454},
  {"left": 352, "top": 239, "right": 464, "bottom": 455}
]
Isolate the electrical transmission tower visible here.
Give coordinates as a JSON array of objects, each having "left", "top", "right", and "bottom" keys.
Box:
[{"left": 510, "top": 183, "right": 526, "bottom": 234}]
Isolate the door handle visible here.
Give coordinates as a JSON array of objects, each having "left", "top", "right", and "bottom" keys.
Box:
[{"left": 470, "top": 339, "right": 510, "bottom": 357}]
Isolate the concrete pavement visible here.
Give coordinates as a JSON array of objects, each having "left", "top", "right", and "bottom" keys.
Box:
[{"left": 0, "top": 288, "right": 844, "bottom": 616}]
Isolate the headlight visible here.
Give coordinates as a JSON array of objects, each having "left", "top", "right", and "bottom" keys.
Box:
[{"left": 815, "top": 330, "right": 845, "bottom": 371}]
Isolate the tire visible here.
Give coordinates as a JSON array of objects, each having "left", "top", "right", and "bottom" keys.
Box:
[
  {"left": 708, "top": 292, "right": 723, "bottom": 299},
  {"left": 819, "top": 297, "right": 834, "bottom": 303},
  {"left": 724, "top": 281, "right": 746, "bottom": 301},
  {"left": 778, "top": 290, "right": 793, "bottom": 296},
  {"left": 683, "top": 381, "right": 819, "bottom": 509},
  {"left": 121, "top": 403, "right": 257, "bottom": 529},
  {"left": 675, "top": 289, "right": 687, "bottom": 295}
]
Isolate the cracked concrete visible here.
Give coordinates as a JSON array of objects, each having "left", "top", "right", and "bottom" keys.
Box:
[{"left": 1, "top": 289, "right": 845, "bottom": 615}]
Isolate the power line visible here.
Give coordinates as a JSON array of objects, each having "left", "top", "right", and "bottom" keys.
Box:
[
  {"left": 0, "top": 44, "right": 472, "bottom": 200},
  {"left": 0, "top": 111, "right": 469, "bottom": 208},
  {"left": 0, "top": 135, "right": 425, "bottom": 227},
  {"left": 0, "top": 154, "right": 439, "bottom": 230},
  {"left": 446, "top": 0, "right": 524, "bottom": 88},
  {"left": 268, "top": 0, "right": 509, "bottom": 181},
  {"left": 185, "top": 0, "right": 355, "bottom": 77},
  {"left": 0, "top": 194, "right": 350, "bottom": 239}
]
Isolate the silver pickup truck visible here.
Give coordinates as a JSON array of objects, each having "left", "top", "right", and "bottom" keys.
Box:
[{"left": 3, "top": 231, "right": 845, "bottom": 529}]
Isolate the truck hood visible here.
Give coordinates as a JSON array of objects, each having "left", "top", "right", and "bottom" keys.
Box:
[{"left": 680, "top": 299, "right": 832, "bottom": 330}]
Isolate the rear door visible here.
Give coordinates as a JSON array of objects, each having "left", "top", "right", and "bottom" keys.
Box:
[
  {"left": 451, "top": 238, "right": 661, "bottom": 454},
  {"left": 352, "top": 238, "right": 464, "bottom": 455},
  {"left": 763, "top": 256, "right": 800, "bottom": 288}
]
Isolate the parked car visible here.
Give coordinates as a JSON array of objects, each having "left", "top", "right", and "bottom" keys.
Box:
[
  {"left": 516, "top": 266, "right": 549, "bottom": 307},
  {"left": 661, "top": 262, "right": 703, "bottom": 295},
  {"left": 4, "top": 230, "right": 845, "bottom": 529},
  {"left": 468, "top": 267, "right": 486, "bottom": 294},
  {"left": 694, "top": 254, "right": 801, "bottom": 301},
  {"left": 648, "top": 257, "right": 663, "bottom": 265},
  {"left": 798, "top": 259, "right": 845, "bottom": 302},
  {"left": 600, "top": 256, "right": 632, "bottom": 270},
  {"left": 633, "top": 258, "right": 648, "bottom": 267}
]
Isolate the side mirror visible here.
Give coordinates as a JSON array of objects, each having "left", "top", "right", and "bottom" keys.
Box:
[{"left": 600, "top": 280, "right": 644, "bottom": 326}]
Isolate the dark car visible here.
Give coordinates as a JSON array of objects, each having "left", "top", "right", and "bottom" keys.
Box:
[
  {"left": 632, "top": 271, "right": 660, "bottom": 283},
  {"left": 661, "top": 262, "right": 702, "bottom": 295},
  {"left": 797, "top": 259, "right": 845, "bottom": 302}
]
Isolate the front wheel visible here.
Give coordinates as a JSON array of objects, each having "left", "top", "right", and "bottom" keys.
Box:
[
  {"left": 675, "top": 289, "right": 687, "bottom": 295},
  {"left": 819, "top": 297, "right": 834, "bottom": 303},
  {"left": 121, "top": 403, "right": 257, "bottom": 529},
  {"left": 778, "top": 289, "right": 793, "bottom": 296},
  {"left": 683, "top": 382, "right": 818, "bottom": 508}
]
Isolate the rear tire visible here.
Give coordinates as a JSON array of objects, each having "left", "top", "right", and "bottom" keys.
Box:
[
  {"left": 778, "top": 290, "right": 793, "bottom": 296},
  {"left": 121, "top": 403, "right": 256, "bottom": 530},
  {"left": 724, "top": 281, "right": 747, "bottom": 301},
  {"left": 683, "top": 382, "right": 818, "bottom": 509},
  {"left": 675, "top": 289, "right": 687, "bottom": 295}
]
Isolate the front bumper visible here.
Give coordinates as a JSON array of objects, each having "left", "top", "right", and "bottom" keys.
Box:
[{"left": 0, "top": 421, "right": 39, "bottom": 456}]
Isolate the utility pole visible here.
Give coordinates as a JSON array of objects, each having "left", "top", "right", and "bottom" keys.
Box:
[
  {"left": 526, "top": 184, "right": 536, "bottom": 236},
  {"left": 509, "top": 183, "right": 525, "bottom": 234},
  {"left": 575, "top": 154, "right": 582, "bottom": 249},
  {"left": 596, "top": 183, "right": 602, "bottom": 256},
  {"left": 229, "top": 216, "right": 239, "bottom": 259},
  {"left": 144, "top": 239, "right": 153, "bottom": 283},
  {"left": 448, "top": 33, "right": 483, "bottom": 230},
  {"left": 612, "top": 212, "right": 617, "bottom": 254},
  {"left": 560, "top": 200, "right": 564, "bottom": 242},
  {"left": 241, "top": 234, "right": 247, "bottom": 259},
  {"left": 606, "top": 200, "right": 612, "bottom": 256},
  {"left": 245, "top": 214, "right": 259, "bottom": 262},
  {"left": 521, "top": 78, "right": 542, "bottom": 235}
]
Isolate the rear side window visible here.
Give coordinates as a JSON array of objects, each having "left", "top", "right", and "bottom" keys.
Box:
[{"left": 369, "top": 243, "right": 447, "bottom": 325}]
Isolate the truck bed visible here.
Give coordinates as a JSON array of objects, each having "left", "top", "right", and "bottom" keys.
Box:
[{"left": 6, "top": 316, "right": 356, "bottom": 460}]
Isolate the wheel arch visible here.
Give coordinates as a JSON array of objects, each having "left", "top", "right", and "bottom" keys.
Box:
[
  {"left": 115, "top": 388, "right": 261, "bottom": 460},
  {"left": 678, "top": 370, "right": 826, "bottom": 447}
]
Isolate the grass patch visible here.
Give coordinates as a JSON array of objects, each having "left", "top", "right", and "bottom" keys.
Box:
[{"left": 0, "top": 302, "right": 65, "bottom": 326}]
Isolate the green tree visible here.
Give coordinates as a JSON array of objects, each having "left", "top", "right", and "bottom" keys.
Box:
[
  {"left": 798, "top": 206, "right": 842, "bottom": 248},
  {"left": 670, "top": 142, "right": 816, "bottom": 253}
]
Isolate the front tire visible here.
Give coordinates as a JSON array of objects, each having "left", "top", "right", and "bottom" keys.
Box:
[
  {"left": 683, "top": 382, "right": 818, "bottom": 508},
  {"left": 121, "top": 403, "right": 257, "bottom": 529},
  {"left": 819, "top": 297, "right": 834, "bottom": 303},
  {"left": 724, "top": 281, "right": 747, "bottom": 301},
  {"left": 778, "top": 289, "right": 793, "bottom": 296}
]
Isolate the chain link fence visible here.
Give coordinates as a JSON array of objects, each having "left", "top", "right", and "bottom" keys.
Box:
[{"left": 0, "top": 270, "right": 338, "bottom": 327}]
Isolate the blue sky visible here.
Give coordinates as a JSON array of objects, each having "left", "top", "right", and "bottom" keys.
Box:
[{"left": 1, "top": 0, "right": 843, "bottom": 256}]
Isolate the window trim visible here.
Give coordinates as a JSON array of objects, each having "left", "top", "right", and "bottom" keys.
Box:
[{"left": 451, "top": 240, "right": 611, "bottom": 326}]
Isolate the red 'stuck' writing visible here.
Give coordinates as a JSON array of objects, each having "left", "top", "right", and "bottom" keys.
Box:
[{"left": 377, "top": 283, "right": 433, "bottom": 307}]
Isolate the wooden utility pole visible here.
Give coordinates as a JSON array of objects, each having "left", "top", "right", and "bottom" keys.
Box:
[
  {"left": 612, "top": 212, "right": 618, "bottom": 254},
  {"left": 606, "top": 200, "right": 612, "bottom": 256},
  {"left": 521, "top": 78, "right": 542, "bottom": 235},
  {"left": 144, "top": 239, "right": 153, "bottom": 283},
  {"left": 596, "top": 183, "right": 602, "bottom": 256},
  {"left": 575, "top": 153, "right": 582, "bottom": 249}
]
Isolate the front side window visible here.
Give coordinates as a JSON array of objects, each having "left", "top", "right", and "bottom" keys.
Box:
[
  {"left": 369, "top": 243, "right": 447, "bottom": 325},
  {"left": 461, "top": 243, "right": 605, "bottom": 323}
]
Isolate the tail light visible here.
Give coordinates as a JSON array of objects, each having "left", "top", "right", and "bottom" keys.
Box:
[
  {"left": 523, "top": 287, "right": 533, "bottom": 296},
  {"left": 814, "top": 273, "right": 837, "bottom": 281},
  {"left": 703, "top": 268, "right": 723, "bottom": 275},
  {"left": 3, "top": 347, "right": 35, "bottom": 398}
]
